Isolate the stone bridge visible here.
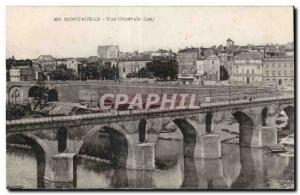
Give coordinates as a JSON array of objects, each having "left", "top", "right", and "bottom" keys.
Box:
[{"left": 6, "top": 95, "right": 294, "bottom": 187}]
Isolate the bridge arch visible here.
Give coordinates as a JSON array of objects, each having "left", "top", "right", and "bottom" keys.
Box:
[
  {"left": 277, "top": 105, "right": 294, "bottom": 131},
  {"left": 48, "top": 89, "right": 58, "bottom": 102},
  {"left": 8, "top": 86, "right": 24, "bottom": 104},
  {"left": 138, "top": 118, "right": 147, "bottom": 143},
  {"left": 57, "top": 127, "right": 68, "bottom": 153},
  {"left": 205, "top": 112, "right": 213, "bottom": 133},
  {"left": 28, "top": 86, "right": 41, "bottom": 97},
  {"left": 7, "top": 133, "right": 50, "bottom": 188},
  {"left": 173, "top": 118, "right": 198, "bottom": 157},
  {"left": 262, "top": 108, "right": 268, "bottom": 127},
  {"left": 80, "top": 124, "right": 130, "bottom": 168},
  {"left": 232, "top": 111, "right": 254, "bottom": 147}
]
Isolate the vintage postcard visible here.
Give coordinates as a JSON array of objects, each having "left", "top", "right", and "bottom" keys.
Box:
[{"left": 6, "top": 6, "right": 295, "bottom": 190}]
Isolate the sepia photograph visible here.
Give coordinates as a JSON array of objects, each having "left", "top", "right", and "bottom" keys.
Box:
[{"left": 5, "top": 6, "right": 295, "bottom": 190}]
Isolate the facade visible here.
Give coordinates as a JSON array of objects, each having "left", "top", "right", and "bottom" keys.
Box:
[
  {"left": 231, "top": 51, "right": 263, "bottom": 84},
  {"left": 66, "top": 59, "right": 79, "bottom": 75},
  {"left": 118, "top": 58, "right": 151, "bottom": 79},
  {"left": 56, "top": 58, "right": 68, "bottom": 66},
  {"left": 202, "top": 55, "right": 221, "bottom": 81},
  {"left": 227, "top": 38, "right": 234, "bottom": 48},
  {"left": 36, "top": 55, "right": 57, "bottom": 72},
  {"left": 97, "top": 45, "right": 119, "bottom": 68},
  {"left": 149, "top": 50, "right": 176, "bottom": 60},
  {"left": 177, "top": 48, "right": 200, "bottom": 81},
  {"left": 10, "top": 66, "right": 34, "bottom": 82},
  {"left": 97, "top": 45, "right": 119, "bottom": 59},
  {"left": 262, "top": 56, "right": 294, "bottom": 90}
]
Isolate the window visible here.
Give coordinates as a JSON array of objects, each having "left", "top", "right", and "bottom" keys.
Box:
[
  {"left": 123, "top": 67, "right": 125, "bottom": 73},
  {"left": 266, "top": 71, "right": 269, "bottom": 76},
  {"left": 284, "top": 63, "right": 287, "bottom": 68},
  {"left": 284, "top": 71, "right": 287, "bottom": 76},
  {"left": 272, "top": 71, "right": 275, "bottom": 76},
  {"left": 252, "top": 70, "right": 254, "bottom": 74},
  {"left": 247, "top": 70, "right": 249, "bottom": 75},
  {"left": 278, "top": 63, "right": 281, "bottom": 68},
  {"left": 272, "top": 63, "right": 275, "bottom": 67},
  {"left": 266, "top": 64, "right": 269, "bottom": 68},
  {"left": 278, "top": 71, "right": 281, "bottom": 76}
]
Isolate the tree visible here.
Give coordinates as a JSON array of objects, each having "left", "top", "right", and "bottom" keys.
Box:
[
  {"left": 138, "top": 67, "right": 154, "bottom": 78},
  {"left": 99, "top": 65, "right": 119, "bottom": 80},
  {"left": 146, "top": 60, "right": 178, "bottom": 80}
]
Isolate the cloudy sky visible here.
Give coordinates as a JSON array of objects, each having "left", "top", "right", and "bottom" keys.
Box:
[{"left": 6, "top": 6, "right": 293, "bottom": 59}]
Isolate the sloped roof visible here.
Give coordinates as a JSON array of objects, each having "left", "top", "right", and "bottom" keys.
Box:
[{"left": 235, "top": 51, "right": 263, "bottom": 60}]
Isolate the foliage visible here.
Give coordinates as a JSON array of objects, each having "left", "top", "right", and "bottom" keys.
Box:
[
  {"left": 99, "top": 65, "right": 119, "bottom": 80},
  {"left": 146, "top": 60, "right": 178, "bottom": 80}
]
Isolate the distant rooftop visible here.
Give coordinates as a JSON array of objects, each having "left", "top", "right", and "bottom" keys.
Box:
[
  {"left": 235, "top": 51, "right": 263, "bottom": 60},
  {"left": 178, "top": 47, "right": 200, "bottom": 53}
]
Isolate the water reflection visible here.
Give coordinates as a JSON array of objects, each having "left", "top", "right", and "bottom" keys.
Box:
[{"left": 7, "top": 143, "right": 294, "bottom": 189}]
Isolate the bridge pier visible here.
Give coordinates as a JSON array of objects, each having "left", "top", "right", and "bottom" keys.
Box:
[
  {"left": 286, "top": 111, "right": 295, "bottom": 132},
  {"left": 127, "top": 169, "right": 155, "bottom": 188},
  {"left": 247, "top": 126, "right": 277, "bottom": 147},
  {"left": 126, "top": 143, "right": 155, "bottom": 170},
  {"left": 195, "top": 158, "right": 226, "bottom": 189},
  {"left": 259, "top": 126, "right": 277, "bottom": 146},
  {"left": 194, "top": 134, "right": 221, "bottom": 159},
  {"left": 47, "top": 153, "right": 77, "bottom": 187}
]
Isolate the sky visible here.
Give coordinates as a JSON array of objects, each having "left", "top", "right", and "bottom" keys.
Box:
[{"left": 6, "top": 6, "right": 294, "bottom": 59}]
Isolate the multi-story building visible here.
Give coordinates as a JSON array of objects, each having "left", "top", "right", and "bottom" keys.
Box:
[
  {"left": 66, "top": 59, "right": 79, "bottom": 75},
  {"left": 231, "top": 51, "right": 263, "bottom": 84},
  {"left": 194, "top": 55, "right": 221, "bottom": 83},
  {"left": 10, "top": 66, "right": 34, "bottom": 82},
  {"left": 149, "top": 49, "right": 176, "bottom": 61},
  {"left": 36, "top": 55, "right": 57, "bottom": 72},
  {"left": 56, "top": 58, "right": 68, "bottom": 66},
  {"left": 118, "top": 56, "right": 151, "bottom": 79},
  {"left": 227, "top": 38, "right": 234, "bottom": 48},
  {"left": 177, "top": 48, "right": 200, "bottom": 82},
  {"left": 97, "top": 45, "right": 119, "bottom": 67},
  {"left": 202, "top": 55, "right": 221, "bottom": 81},
  {"left": 262, "top": 56, "right": 294, "bottom": 90}
]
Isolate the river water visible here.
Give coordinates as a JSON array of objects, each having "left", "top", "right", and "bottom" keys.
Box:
[{"left": 7, "top": 142, "right": 294, "bottom": 190}]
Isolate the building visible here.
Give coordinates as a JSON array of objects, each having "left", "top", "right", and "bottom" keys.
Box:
[
  {"left": 56, "top": 58, "right": 68, "bottom": 66},
  {"left": 262, "top": 56, "right": 294, "bottom": 90},
  {"left": 36, "top": 55, "right": 57, "bottom": 72},
  {"left": 10, "top": 66, "right": 34, "bottom": 82},
  {"left": 202, "top": 55, "right": 221, "bottom": 82},
  {"left": 231, "top": 51, "right": 263, "bottom": 84},
  {"left": 177, "top": 48, "right": 200, "bottom": 82},
  {"left": 227, "top": 38, "right": 234, "bottom": 48},
  {"left": 66, "top": 59, "right": 79, "bottom": 75},
  {"left": 97, "top": 45, "right": 119, "bottom": 59},
  {"left": 118, "top": 56, "right": 151, "bottom": 79},
  {"left": 149, "top": 49, "right": 176, "bottom": 60},
  {"left": 194, "top": 55, "right": 221, "bottom": 83},
  {"left": 97, "top": 45, "right": 119, "bottom": 67}
]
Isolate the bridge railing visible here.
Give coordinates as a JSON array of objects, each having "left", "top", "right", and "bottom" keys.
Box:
[{"left": 6, "top": 95, "right": 294, "bottom": 126}]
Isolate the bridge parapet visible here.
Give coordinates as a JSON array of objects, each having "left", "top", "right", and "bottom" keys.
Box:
[{"left": 6, "top": 95, "right": 294, "bottom": 129}]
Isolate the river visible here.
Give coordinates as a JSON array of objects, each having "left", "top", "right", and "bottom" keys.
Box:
[{"left": 6, "top": 142, "right": 294, "bottom": 190}]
